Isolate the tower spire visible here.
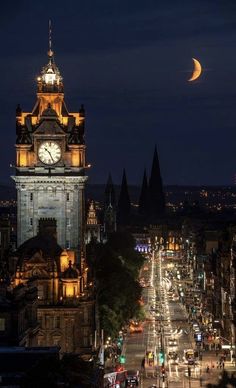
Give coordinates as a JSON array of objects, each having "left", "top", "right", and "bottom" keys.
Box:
[
  {"left": 103, "top": 173, "right": 117, "bottom": 235},
  {"left": 37, "top": 21, "right": 63, "bottom": 93},
  {"left": 117, "top": 169, "right": 131, "bottom": 227},
  {"left": 104, "top": 173, "right": 116, "bottom": 208},
  {"left": 48, "top": 19, "right": 53, "bottom": 59},
  {"left": 138, "top": 168, "right": 149, "bottom": 217},
  {"left": 149, "top": 145, "right": 165, "bottom": 219}
]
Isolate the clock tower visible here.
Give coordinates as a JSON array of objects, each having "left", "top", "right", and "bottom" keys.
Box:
[{"left": 13, "top": 36, "right": 87, "bottom": 263}]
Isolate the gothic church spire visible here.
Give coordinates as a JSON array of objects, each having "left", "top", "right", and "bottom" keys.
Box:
[
  {"left": 117, "top": 169, "right": 131, "bottom": 226},
  {"left": 149, "top": 145, "right": 165, "bottom": 219},
  {"left": 103, "top": 173, "right": 116, "bottom": 235},
  {"left": 138, "top": 168, "right": 149, "bottom": 217}
]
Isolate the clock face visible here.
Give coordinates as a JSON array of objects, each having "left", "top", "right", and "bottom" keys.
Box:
[{"left": 38, "top": 141, "right": 61, "bottom": 165}]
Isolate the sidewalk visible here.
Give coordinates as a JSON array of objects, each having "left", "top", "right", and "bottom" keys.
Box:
[{"left": 200, "top": 349, "right": 236, "bottom": 373}]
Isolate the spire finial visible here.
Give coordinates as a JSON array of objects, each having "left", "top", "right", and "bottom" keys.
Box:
[{"left": 48, "top": 19, "right": 54, "bottom": 58}]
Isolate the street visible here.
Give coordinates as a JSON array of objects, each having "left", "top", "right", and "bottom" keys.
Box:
[{"left": 122, "top": 249, "right": 236, "bottom": 387}]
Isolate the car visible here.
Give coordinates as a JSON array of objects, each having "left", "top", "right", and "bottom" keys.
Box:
[
  {"left": 171, "top": 295, "right": 179, "bottom": 301},
  {"left": 129, "top": 321, "right": 143, "bottom": 333},
  {"left": 183, "top": 349, "right": 198, "bottom": 365},
  {"left": 168, "top": 338, "right": 177, "bottom": 346},
  {"left": 187, "top": 358, "right": 195, "bottom": 365},
  {"left": 125, "top": 369, "right": 139, "bottom": 387},
  {"left": 168, "top": 351, "right": 178, "bottom": 361}
]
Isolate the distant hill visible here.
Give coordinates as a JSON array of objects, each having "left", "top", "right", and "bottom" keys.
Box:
[
  {"left": 86, "top": 184, "right": 236, "bottom": 204},
  {"left": 0, "top": 182, "right": 235, "bottom": 205},
  {"left": 86, "top": 184, "right": 140, "bottom": 203}
]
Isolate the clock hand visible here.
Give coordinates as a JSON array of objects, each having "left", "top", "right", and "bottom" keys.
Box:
[{"left": 45, "top": 148, "right": 55, "bottom": 163}]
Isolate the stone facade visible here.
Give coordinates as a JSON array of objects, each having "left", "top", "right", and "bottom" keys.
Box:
[
  {"left": 14, "top": 176, "right": 86, "bottom": 252},
  {"left": 37, "top": 302, "right": 94, "bottom": 351}
]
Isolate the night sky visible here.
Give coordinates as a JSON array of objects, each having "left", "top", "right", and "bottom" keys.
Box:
[{"left": 1, "top": 0, "right": 236, "bottom": 186}]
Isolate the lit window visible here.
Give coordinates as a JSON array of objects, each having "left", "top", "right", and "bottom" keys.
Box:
[
  {"left": 53, "top": 338, "right": 60, "bottom": 346},
  {"left": 0, "top": 318, "right": 5, "bottom": 331},
  {"left": 45, "top": 315, "right": 50, "bottom": 329},
  {"left": 37, "top": 285, "right": 44, "bottom": 300},
  {"left": 38, "top": 316, "right": 43, "bottom": 328},
  {"left": 84, "top": 310, "right": 88, "bottom": 324},
  {"left": 55, "top": 316, "right": 60, "bottom": 329}
]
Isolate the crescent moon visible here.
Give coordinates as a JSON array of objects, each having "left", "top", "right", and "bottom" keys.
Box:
[{"left": 188, "top": 58, "right": 202, "bottom": 82}]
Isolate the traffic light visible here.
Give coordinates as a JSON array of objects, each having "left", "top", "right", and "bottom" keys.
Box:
[
  {"left": 161, "top": 364, "right": 165, "bottom": 382},
  {"left": 115, "top": 365, "right": 124, "bottom": 372},
  {"left": 117, "top": 337, "right": 123, "bottom": 348},
  {"left": 159, "top": 350, "right": 165, "bottom": 364},
  {"left": 119, "top": 355, "right": 126, "bottom": 364}
]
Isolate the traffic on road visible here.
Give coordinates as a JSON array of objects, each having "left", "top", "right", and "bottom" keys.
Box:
[{"left": 104, "top": 247, "right": 236, "bottom": 387}]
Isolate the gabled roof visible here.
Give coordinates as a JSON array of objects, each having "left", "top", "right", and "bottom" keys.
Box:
[
  {"left": 33, "top": 118, "right": 66, "bottom": 135},
  {"left": 16, "top": 233, "right": 63, "bottom": 271}
]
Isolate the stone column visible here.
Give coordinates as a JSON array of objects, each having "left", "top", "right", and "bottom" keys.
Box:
[
  {"left": 78, "top": 183, "right": 85, "bottom": 269},
  {"left": 16, "top": 183, "right": 21, "bottom": 248}
]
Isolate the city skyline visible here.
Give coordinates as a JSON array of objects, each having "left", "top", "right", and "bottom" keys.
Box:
[
  {"left": 1, "top": 3, "right": 236, "bottom": 383},
  {"left": 1, "top": 1, "right": 236, "bottom": 185}
]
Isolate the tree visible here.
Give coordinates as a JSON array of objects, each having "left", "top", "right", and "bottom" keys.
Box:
[
  {"left": 91, "top": 230, "right": 145, "bottom": 338},
  {"left": 106, "top": 231, "right": 144, "bottom": 278}
]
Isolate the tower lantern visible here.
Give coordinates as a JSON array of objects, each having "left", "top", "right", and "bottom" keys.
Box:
[{"left": 37, "top": 19, "right": 63, "bottom": 93}]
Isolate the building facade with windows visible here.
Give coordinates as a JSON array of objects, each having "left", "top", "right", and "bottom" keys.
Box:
[
  {"left": 11, "top": 220, "right": 94, "bottom": 353},
  {"left": 0, "top": 279, "right": 38, "bottom": 347}
]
